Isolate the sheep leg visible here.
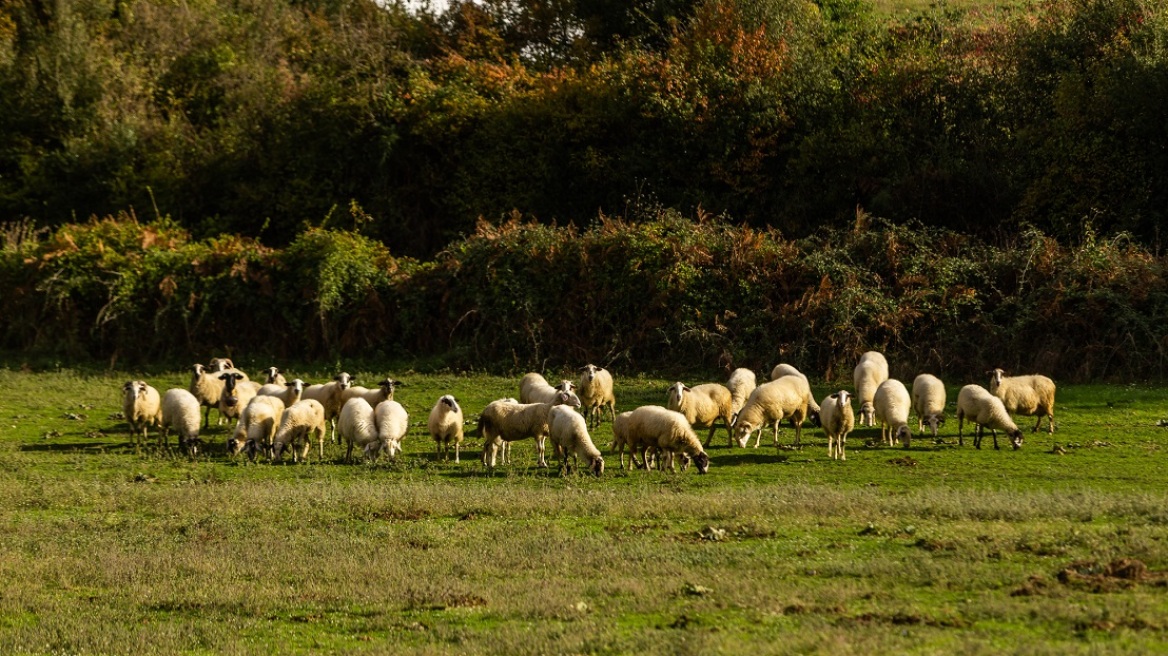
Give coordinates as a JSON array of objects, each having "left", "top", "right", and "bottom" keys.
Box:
[
  {"left": 537, "top": 435, "right": 548, "bottom": 468},
  {"left": 454, "top": 441, "right": 460, "bottom": 463},
  {"left": 841, "top": 435, "right": 847, "bottom": 461},
  {"left": 991, "top": 428, "right": 1000, "bottom": 450}
]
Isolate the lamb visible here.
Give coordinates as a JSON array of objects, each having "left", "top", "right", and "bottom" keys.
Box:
[
  {"left": 819, "top": 390, "right": 854, "bottom": 460},
  {"left": 255, "top": 378, "right": 306, "bottom": 407},
  {"left": 615, "top": 406, "right": 709, "bottom": 474},
  {"left": 578, "top": 364, "right": 616, "bottom": 429},
  {"left": 770, "top": 365, "right": 821, "bottom": 426},
  {"left": 428, "top": 395, "right": 464, "bottom": 463},
  {"left": 548, "top": 405, "right": 605, "bottom": 476},
  {"left": 217, "top": 371, "right": 261, "bottom": 423},
  {"left": 301, "top": 372, "right": 353, "bottom": 443},
  {"left": 853, "top": 351, "right": 889, "bottom": 427},
  {"left": 726, "top": 368, "right": 757, "bottom": 416},
  {"left": 665, "top": 382, "right": 734, "bottom": 447},
  {"left": 262, "top": 366, "right": 286, "bottom": 386},
  {"left": 519, "top": 373, "right": 576, "bottom": 405},
  {"left": 731, "top": 377, "right": 809, "bottom": 449},
  {"left": 160, "top": 388, "right": 201, "bottom": 456},
  {"left": 227, "top": 395, "right": 285, "bottom": 462},
  {"left": 989, "top": 368, "right": 1056, "bottom": 434},
  {"left": 479, "top": 390, "right": 581, "bottom": 469},
  {"left": 271, "top": 399, "right": 327, "bottom": 463},
  {"left": 340, "top": 377, "right": 403, "bottom": 407},
  {"left": 873, "top": 378, "right": 912, "bottom": 448},
  {"left": 911, "top": 374, "right": 947, "bottom": 438},
  {"left": 121, "top": 380, "right": 162, "bottom": 449},
  {"left": 956, "top": 384, "right": 1024, "bottom": 450},
  {"left": 374, "top": 399, "right": 409, "bottom": 460}
]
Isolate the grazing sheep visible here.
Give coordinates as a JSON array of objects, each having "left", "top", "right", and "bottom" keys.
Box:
[
  {"left": 255, "top": 379, "right": 306, "bottom": 407},
  {"left": 617, "top": 406, "right": 709, "bottom": 474},
  {"left": 519, "top": 373, "right": 576, "bottom": 405},
  {"left": 732, "top": 378, "right": 809, "bottom": 449},
  {"left": 341, "top": 378, "right": 403, "bottom": 408},
  {"left": 726, "top": 368, "right": 757, "bottom": 416},
  {"left": 262, "top": 366, "right": 286, "bottom": 386},
  {"left": 479, "top": 390, "right": 581, "bottom": 469},
  {"left": 911, "top": 374, "right": 947, "bottom": 438},
  {"left": 873, "top": 379, "right": 912, "bottom": 448},
  {"left": 338, "top": 398, "right": 379, "bottom": 463},
  {"left": 770, "top": 365, "right": 821, "bottom": 426},
  {"left": 611, "top": 411, "right": 640, "bottom": 470},
  {"left": 548, "top": 406, "right": 605, "bottom": 476},
  {"left": 666, "top": 382, "right": 734, "bottom": 448},
  {"left": 271, "top": 399, "right": 327, "bottom": 463},
  {"left": 819, "top": 390, "right": 854, "bottom": 460},
  {"left": 578, "top": 364, "right": 616, "bottom": 429},
  {"left": 227, "top": 395, "right": 285, "bottom": 461},
  {"left": 301, "top": 372, "right": 354, "bottom": 444},
  {"left": 121, "top": 380, "right": 162, "bottom": 449},
  {"left": 374, "top": 399, "right": 409, "bottom": 460},
  {"left": 989, "top": 368, "right": 1056, "bottom": 433},
  {"left": 853, "top": 351, "right": 889, "bottom": 427},
  {"left": 956, "top": 384, "right": 1024, "bottom": 450},
  {"left": 218, "top": 372, "right": 261, "bottom": 423},
  {"left": 428, "top": 395, "right": 464, "bottom": 463},
  {"left": 160, "top": 388, "right": 201, "bottom": 456}
]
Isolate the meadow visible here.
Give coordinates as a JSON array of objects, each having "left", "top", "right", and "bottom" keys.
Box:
[{"left": 0, "top": 364, "right": 1165, "bottom": 654}]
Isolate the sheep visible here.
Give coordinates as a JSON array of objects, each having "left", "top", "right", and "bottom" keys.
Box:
[
  {"left": 769, "top": 363, "right": 806, "bottom": 381},
  {"left": 819, "top": 390, "right": 854, "bottom": 460},
  {"left": 578, "top": 364, "right": 616, "bottom": 429},
  {"left": 989, "top": 368, "right": 1056, "bottom": 434},
  {"left": 548, "top": 405, "right": 604, "bottom": 476},
  {"left": 873, "top": 378, "right": 912, "bottom": 448},
  {"left": 731, "top": 377, "right": 809, "bottom": 449},
  {"left": 615, "top": 406, "right": 709, "bottom": 474},
  {"left": 227, "top": 395, "right": 285, "bottom": 462},
  {"left": 207, "top": 357, "right": 234, "bottom": 372},
  {"left": 341, "top": 377, "right": 403, "bottom": 408},
  {"left": 121, "top": 380, "right": 162, "bottom": 449},
  {"left": 770, "top": 365, "right": 821, "bottom": 426},
  {"left": 726, "top": 368, "right": 757, "bottom": 416},
  {"left": 428, "top": 395, "right": 464, "bottom": 463},
  {"left": 956, "top": 384, "right": 1024, "bottom": 450},
  {"left": 160, "top": 388, "right": 201, "bottom": 456},
  {"left": 853, "top": 351, "right": 889, "bottom": 427},
  {"left": 301, "top": 372, "right": 353, "bottom": 443},
  {"left": 611, "top": 410, "right": 639, "bottom": 470},
  {"left": 255, "top": 378, "right": 306, "bottom": 407},
  {"left": 911, "top": 374, "right": 947, "bottom": 438},
  {"left": 262, "top": 366, "right": 286, "bottom": 386},
  {"left": 271, "top": 399, "right": 327, "bottom": 463},
  {"left": 374, "top": 399, "right": 409, "bottom": 460},
  {"left": 338, "top": 397, "right": 379, "bottom": 463},
  {"left": 189, "top": 363, "right": 226, "bottom": 428},
  {"left": 519, "top": 373, "right": 576, "bottom": 405},
  {"left": 479, "top": 390, "right": 581, "bottom": 469},
  {"left": 218, "top": 372, "right": 261, "bottom": 423},
  {"left": 666, "top": 382, "right": 734, "bottom": 448}
]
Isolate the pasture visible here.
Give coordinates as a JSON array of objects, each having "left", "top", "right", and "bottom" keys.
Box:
[{"left": 0, "top": 365, "right": 1166, "bottom": 654}]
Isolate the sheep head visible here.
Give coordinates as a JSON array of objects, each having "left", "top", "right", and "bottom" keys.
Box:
[
  {"left": 335, "top": 372, "right": 353, "bottom": 389},
  {"left": 692, "top": 452, "right": 710, "bottom": 474},
  {"left": 895, "top": 425, "right": 912, "bottom": 447},
  {"left": 666, "top": 382, "right": 687, "bottom": 407},
  {"left": 555, "top": 390, "right": 582, "bottom": 408},
  {"left": 590, "top": 456, "right": 605, "bottom": 477},
  {"left": 733, "top": 421, "right": 756, "bottom": 448},
  {"left": 264, "top": 367, "right": 282, "bottom": 384},
  {"left": 988, "top": 368, "right": 1006, "bottom": 392},
  {"left": 837, "top": 390, "right": 851, "bottom": 406},
  {"left": 1008, "top": 429, "right": 1024, "bottom": 450},
  {"left": 440, "top": 395, "right": 461, "bottom": 414}
]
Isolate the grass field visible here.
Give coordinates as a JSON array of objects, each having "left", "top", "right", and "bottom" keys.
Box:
[{"left": 0, "top": 364, "right": 1166, "bottom": 654}]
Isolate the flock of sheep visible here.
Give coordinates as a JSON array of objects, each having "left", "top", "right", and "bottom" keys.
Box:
[{"left": 118, "top": 353, "right": 1057, "bottom": 475}]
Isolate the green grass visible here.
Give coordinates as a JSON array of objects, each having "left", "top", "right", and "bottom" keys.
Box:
[{"left": 1, "top": 365, "right": 1167, "bottom": 654}]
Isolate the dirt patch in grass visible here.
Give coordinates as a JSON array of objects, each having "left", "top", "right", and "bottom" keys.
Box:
[{"left": 1016, "top": 558, "right": 1168, "bottom": 596}]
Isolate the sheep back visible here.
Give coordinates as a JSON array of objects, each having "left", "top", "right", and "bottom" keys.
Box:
[
  {"left": 726, "top": 368, "right": 757, "bottom": 415},
  {"left": 733, "top": 378, "right": 808, "bottom": 448}
]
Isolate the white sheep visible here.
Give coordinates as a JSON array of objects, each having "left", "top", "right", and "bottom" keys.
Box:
[
  {"left": 255, "top": 379, "right": 305, "bottom": 407},
  {"left": 611, "top": 410, "right": 639, "bottom": 470},
  {"left": 338, "top": 397, "right": 379, "bottom": 463},
  {"left": 301, "top": 372, "right": 353, "bottom": 444},
  {"left": 479, "top": 390, "right": 581, "bottom": 469},
  {"left": 726, "top": 368, "right": 757, "bottom": 416},
  {"left": 873, "top": 378, "right": 912, "bottom": 448},
  {"left": 911, "top": 373, "right": 947, "bottom": 438},
  {"left": 217, "top": 371, "right": 261, "bottom": 423},
  {"left": 227, "top": 395, "right": 285, "bottom": 462},
  {"left": 771, "top": 366, "right": 821, "bottom": 425},
  {"left": 519, "top": 373, "right": 576, "bottom": 405},
  {"left": 578, "top": 364, "right": 616, "bottom": 429},
  {"left": 666, "top": 382, "right": 734, "bottom": 447},
  {"left": 853, "top": 351, "right": 889, "bottom": 427},
  {"left": 819, "top": 390, "right": 854, "bottom": 460},
  {"left": 160, "top": 388, "right": 201, "bottom": 456},
  {"left": 428, "top": 395, "right": 464, "bottom": 463},
  {"left": 956, "top": 384, "right": 1024, "bottom": 450},
  {"left": 374, "top": 399, "right": 409, "bottom": 460},
  {"left": 548, "top": 405, "right": 605, "bottom": 476},
  {"left": 262, "top": 366, "right": 286, "bottom": 386},
  {"left": 189, "top": 363, "right": 226, "bottom": 428},
  {"left": 341, "top": 377, "right": 402, "bottom": 407},
  {"left": 989, "top": 368, "right": 1056, "bottom": 434},
  {"left": 121, "top": 380, "right": 162, "bottom": 449},
  {"left": 769, "top": 363, "right": 806, "bottom": 381},
  {"left": 271, "top": 399, "right": 327, "bottom": 463},
  {"left": 732, "top": 377, "right": 809, "bottom": 449},
  {"left": 616, "top": 406, "right": 709, "bottom": 474}
]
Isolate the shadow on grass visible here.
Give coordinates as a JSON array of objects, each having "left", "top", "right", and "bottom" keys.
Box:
[
  {"left": 709, "top": 451, "right": 791, "bottom": 466},
  {"left": 19, "top": 440, "right": 122, "bottom": 452}
]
